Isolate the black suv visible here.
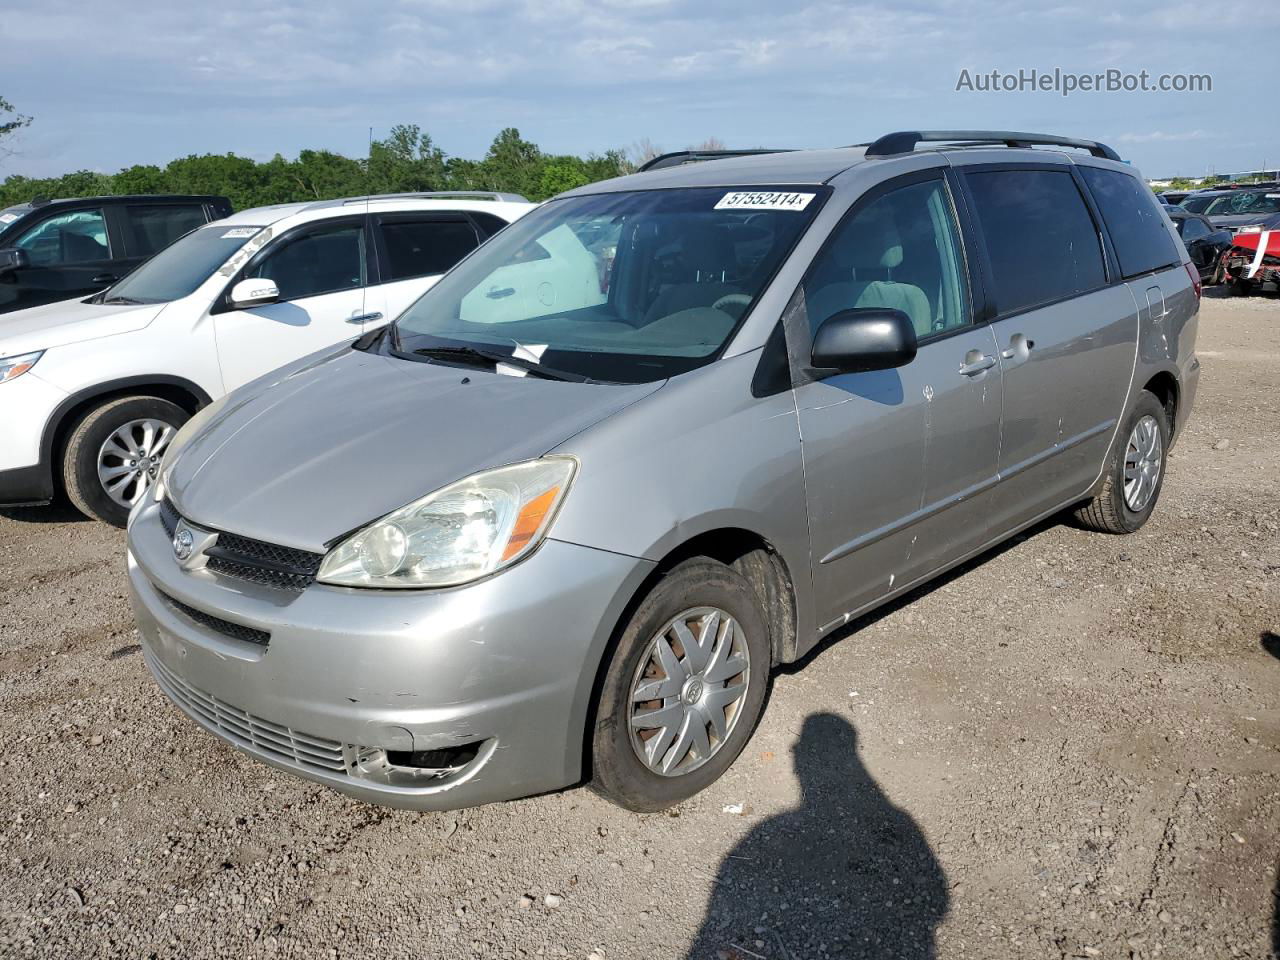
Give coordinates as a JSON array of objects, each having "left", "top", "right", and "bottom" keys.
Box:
[{"left": 0, "top": 194, "right": 232, "bottom": 314}]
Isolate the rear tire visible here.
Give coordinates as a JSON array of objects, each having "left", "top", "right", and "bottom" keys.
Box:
[
  {"left": 590, "top": 558, "right": 771, "bottom": 812},
  {"left": 62, "top": 396, "right": 188, "bottom": 527},
  {"left": 1073, "top": 391, "right": 1170, "bottom": 535}
]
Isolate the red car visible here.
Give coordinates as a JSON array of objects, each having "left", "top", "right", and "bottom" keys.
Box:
[{"left": 1221, "top": 229, "right": 1280, "bottom": 295}]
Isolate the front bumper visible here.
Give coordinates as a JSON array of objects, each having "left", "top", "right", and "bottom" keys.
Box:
[
  {"left": 127, "top": 500, "right": 653, "bottom": 810},
  {"left": 0, "top": 372, "right": 66, "bottom": 505}
]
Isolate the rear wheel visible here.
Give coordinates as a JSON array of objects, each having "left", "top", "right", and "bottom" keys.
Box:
[
  {"left": 62, "top": 396, "right": 188, "bottom": 526},
  {"left": 590, "top": 558, "right": 771, "bottom": 812},
  {"left": 1073, "top": 390, "right": 1169, "bottom": 535}
]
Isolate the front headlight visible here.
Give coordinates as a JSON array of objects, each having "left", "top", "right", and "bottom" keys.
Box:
[
  {"left": 1236, "top": 225, "right": 1263, "bottom": 234},
  {"left": 317, "top": 457, "right": 577, "bottom": 589},
  {"left": 0, "top": 350, "right": 43, "bottom": 384}
]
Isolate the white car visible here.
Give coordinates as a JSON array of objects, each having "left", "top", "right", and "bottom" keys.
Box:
[{"left": 0, "top": 192, "right": 533, "bottom": 524}]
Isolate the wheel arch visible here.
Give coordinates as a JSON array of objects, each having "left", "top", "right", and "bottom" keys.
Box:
[
  {"left": 578, "top": 525, "right": 800, "bottom": 784},
  {"left": 1141, "top": 369, "right": 1179, "bottom": 436},
  {"left": 40, "top": 375, "right": 213, "bottom": 494}
]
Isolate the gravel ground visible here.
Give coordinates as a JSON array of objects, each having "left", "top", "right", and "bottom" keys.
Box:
[{"left": 0, "top": 291, "right": 1276, "bottom": 960}]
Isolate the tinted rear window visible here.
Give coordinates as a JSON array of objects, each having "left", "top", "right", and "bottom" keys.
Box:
[
  {"left": 965, "top": 169, "right": 1106, "bottom": 315},
  {"left": 1079, "top": 167, "right": 1181, "bottom": 279},
  {"left": 378, "top": 219, "right": 479, "bottom": 281},
  {"left": 126, "top": 204, "right": 209, "bottom": 257}
]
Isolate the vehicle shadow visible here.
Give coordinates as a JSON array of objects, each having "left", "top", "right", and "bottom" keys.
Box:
[
  {"left": 686, "top": 712, "right": 948, "bottom": 959},
  {"left": 0, "top": 503, "right": 89, "bottom": 525},
  {"left": 1261, "top": 631, "right": 1280, "bottom": 661}
]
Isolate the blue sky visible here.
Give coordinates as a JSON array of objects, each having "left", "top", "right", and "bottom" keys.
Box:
[{"left": 2, "top": 0, "right": 1271, "bottom": 181}]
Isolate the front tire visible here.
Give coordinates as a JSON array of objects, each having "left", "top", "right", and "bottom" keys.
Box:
[
  {"left": 1073, "top": 390, "right": 1170, "bottom": 534},
  {"left": 590, "top": 558, "right": 771, "bottom": 812},
  {"left": 62, "top": 396, "right": 188, "bottom": 526}
]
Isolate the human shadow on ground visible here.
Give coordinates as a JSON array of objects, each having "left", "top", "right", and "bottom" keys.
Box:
[{"left": 687, "top": 712, "right": 948, "bottom": 959}]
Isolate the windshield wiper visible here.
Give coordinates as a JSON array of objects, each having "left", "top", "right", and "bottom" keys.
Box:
[
  {"left": 101, "top": 295, "right": 145, "bottom": 305},
  {"left": 411, "top": 345, "right": 588, "bottom": 382}
]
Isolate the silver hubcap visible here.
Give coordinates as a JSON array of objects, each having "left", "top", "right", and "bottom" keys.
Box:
[
  {"left": 97, "top": 418, "right": 176, "bottom": 508},
  {"left": 628, "top": 606, "right": 750, "bottom": 777},
  {"left": 1123, "top": 414, "right": 1163, "bottom": 512}
]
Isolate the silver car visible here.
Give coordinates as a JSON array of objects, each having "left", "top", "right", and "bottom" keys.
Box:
[{"left": 126, "top": 131, "right": 1201, "bottom": 812}]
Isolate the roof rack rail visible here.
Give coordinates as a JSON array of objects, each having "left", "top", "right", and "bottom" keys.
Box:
[
  {"left": 638, "top": 149, "right": 793, "bottom": 173},
  {"left": 341, "top": 191, "right": 529, "bottom": 205},
  {"left": 863, "top": 130, "right": 1121, "bottom": 162}
]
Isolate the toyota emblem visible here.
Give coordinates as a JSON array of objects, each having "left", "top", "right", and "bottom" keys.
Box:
[{"left": 173, "top": 526, "right": 194, "bottom": 561}]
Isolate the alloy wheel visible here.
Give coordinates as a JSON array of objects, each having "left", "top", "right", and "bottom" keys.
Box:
[{"left": 97, "top": 418, "right": 175, "bottom": 509}]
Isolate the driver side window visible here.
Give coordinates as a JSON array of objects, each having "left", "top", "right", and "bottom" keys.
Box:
[
  {"left": 14, "top": 209, "right": 110, "bottom": 266},
  {"left": 803, "top": 179, "right": 969, "bottom": 342},
  {"left": 247, "top": 223, "right": 366, "bottom": 301}
]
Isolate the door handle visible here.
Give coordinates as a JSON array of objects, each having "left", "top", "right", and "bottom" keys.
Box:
[
  {"left": 958, "top": 354, "right": 996, "bottom": 377},
  {"left": 486, "top": 287, "right": 516, "bottom": 299},
  {"left": 346, "top": 312, "right": 384, "bottom": 325},
  {"left": 91, "top": 273, "right": 118, "bottom": 284},
  {"left": 1001, "top": 335, "right": 1035, "bottom": 360}
]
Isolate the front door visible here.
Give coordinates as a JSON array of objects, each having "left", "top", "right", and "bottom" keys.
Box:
[
  {"left": 794, "top": 173, "right": 1001, "bottom": 628},
  {"left": 212, "top": 218, "right": 369, "bottom": 392},
  {"left": 0, "top": 206, "right": 117, "bottom": 313}
]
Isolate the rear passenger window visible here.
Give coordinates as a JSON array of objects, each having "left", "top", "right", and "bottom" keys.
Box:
[
  {"left": 126, "top": 204, "right": 208, "bottom": 257},
  {"left": 377, "top": 219, "right": 480, "bottom": 281},
  {"left": 470, "top": 212, "right": 510, "bottom": 239},
  {"left": 965, "top": 170, "right": 1106, "bottom": 315},
  {"left": 1079, "top": 167, "right": 1181, "bottom": 279},
  {"left": 803, "top": 178, "right": 969, "bottom": 340}
]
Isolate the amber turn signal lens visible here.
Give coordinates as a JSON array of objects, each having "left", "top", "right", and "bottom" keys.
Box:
[{"left": 501, "top": 485, "right": 561, "bottom": 562}]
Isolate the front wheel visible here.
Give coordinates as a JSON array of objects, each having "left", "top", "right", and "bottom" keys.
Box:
[
  {"left": 62, "top": 396, "right": 188, "bottom": 526},
  {"left": 590, "top": 558, "right": 771, "bottom": 812},
  {"left": 1073, "top": 390, "right": 1170, "bottom": 534}
]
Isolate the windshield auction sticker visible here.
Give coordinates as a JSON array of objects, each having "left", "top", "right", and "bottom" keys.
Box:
[{"left": 715, "top": 191, "right": 815, "bottom": 212}]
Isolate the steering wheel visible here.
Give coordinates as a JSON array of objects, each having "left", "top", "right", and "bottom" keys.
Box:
[{"left": 712, "top": 293, "right": 752, "bottom": 315}]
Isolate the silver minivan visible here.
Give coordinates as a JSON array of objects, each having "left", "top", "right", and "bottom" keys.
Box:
[{"left": 126, "top": 131, "right": 1201, "bottom": 812}]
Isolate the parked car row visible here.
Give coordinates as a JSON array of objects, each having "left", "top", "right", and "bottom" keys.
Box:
[
  {"left": 0, "top": 192, "right": 535, "bottom": 523},
  {"left": 1155, "top": 185, "right": 1280, "bottom": 295},
  {"left": 65, "top": 130, "right": 1196, "bottom": 812}
]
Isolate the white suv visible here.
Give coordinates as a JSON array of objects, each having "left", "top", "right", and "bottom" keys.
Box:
[{"left": 0, "top": 192, "right": 533, "bottom": 524}]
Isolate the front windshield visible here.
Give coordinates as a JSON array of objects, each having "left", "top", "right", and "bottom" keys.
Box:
[
  {"left": 1198, "top": 190, "right": 1280, "bottom": 217},
  {"left": 102, "top": 224, "right": 264, "bottom": 304},
  {"left": 392, "top": 186, "right": 825, "bottom": 383}
]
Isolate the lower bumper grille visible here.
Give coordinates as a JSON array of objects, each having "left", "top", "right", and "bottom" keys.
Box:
[
  {"left": 146, "top": 649, "right": 348, "bottom": 777},
  {"left": 157, "top": 589, "right": 270, "bottom": 647}
]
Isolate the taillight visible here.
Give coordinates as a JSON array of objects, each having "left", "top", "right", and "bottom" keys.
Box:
[{"left": 1184, "top": 261, "right": 1201, "bottom": 299}]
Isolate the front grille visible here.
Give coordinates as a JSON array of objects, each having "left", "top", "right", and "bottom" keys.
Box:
[
  {"left": 147, "top": 648, "right": 348, "bottom": 777},
  {"left": 159, "top": 497, "right": 180, "bottom": 537},
  {"left": 161, "top": 498, "right": 324, "bottom": 592},
  {"left": 158, "top": 589, "right": 270, "bottom": 647}
]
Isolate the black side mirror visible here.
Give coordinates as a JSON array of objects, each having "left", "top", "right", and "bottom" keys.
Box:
[
  {"left": 0, "top": 248, "right": 28, "bottom": 275},
  {"left": 810, "top": 307, "right": 917, "bottom": 373}
]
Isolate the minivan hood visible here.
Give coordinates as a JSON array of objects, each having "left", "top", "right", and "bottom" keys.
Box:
[
  {"left": 0, "top": 297, "right": 167, "bottom": 356},
  {"left": 168, "top": 348, "right": 663, "bottom": 551}
]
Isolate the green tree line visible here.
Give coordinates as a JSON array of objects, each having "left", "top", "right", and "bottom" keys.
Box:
[{"left": 0, "top": 125, "right": 630, "bottom": 209}]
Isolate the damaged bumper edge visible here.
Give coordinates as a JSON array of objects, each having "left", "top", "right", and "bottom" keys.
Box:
[{"left": 127, "top": 500, "right": 652, "bottom": 811}]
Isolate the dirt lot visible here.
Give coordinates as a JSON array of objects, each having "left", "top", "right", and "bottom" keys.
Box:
[{"left": 0, "top": 291, "right": 1276, "bottom": 960}]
